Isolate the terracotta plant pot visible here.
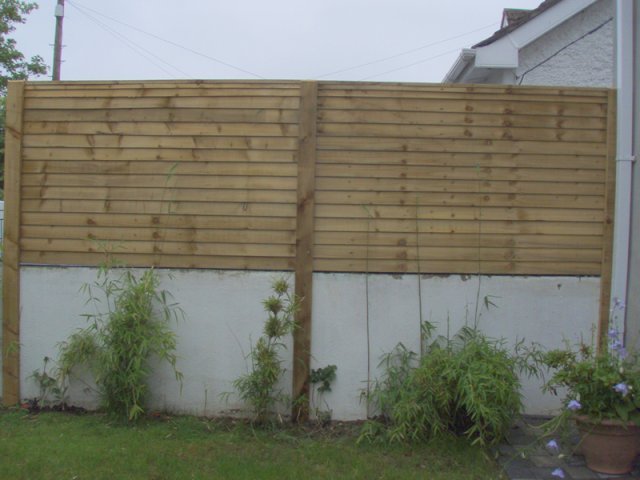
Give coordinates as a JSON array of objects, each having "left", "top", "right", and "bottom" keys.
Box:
[{"left": 575, "top": 415, "right": 640, "bottom": 474}]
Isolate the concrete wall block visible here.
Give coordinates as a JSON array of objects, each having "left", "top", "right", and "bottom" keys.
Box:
[{"left": 19, "top": 267, "right": 600, "bottom": 419}]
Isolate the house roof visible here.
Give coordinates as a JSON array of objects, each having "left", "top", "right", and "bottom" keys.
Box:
[
  {"left": 474, "top": 0, "right": 563, "bottom": 48},
  {"left": 501, "top": 8, "right": 532, "bottom": 28},
  {"left": 442, "top": 0, "right": 600, "bottom": 83}
]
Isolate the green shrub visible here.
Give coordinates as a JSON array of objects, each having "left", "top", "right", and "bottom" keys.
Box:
[
  {"left": 58, "top": 266, "right": 183, "bottom": 421},
  {"left": 361, "top": 325, "right": 540, "bottom": 446}
]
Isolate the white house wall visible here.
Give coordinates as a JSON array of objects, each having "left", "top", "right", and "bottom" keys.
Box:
[
  {"left": 517, "top": 0, "right": 614, "bottom": 87},
  {"left": 19, "top": 267, "right": 599, "bottom": 419}
]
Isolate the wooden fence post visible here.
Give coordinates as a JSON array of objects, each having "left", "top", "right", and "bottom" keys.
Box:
[
  {"left": 292, "top": 81, "right": 318, "bottom": 421},
  {"left": 3, "top": 81, "right": 25, "bottom": 405},
  {"left": 598, "top": 89, "right": 617, "bottom": 351}
]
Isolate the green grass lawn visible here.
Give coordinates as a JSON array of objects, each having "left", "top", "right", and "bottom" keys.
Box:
[{"left": 0, "top": 408, "right": 504, "bottom": 479}]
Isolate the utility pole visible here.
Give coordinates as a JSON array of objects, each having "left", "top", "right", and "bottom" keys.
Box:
[{"left": 52, "top": 0, "right": 65, "bottom": 81}]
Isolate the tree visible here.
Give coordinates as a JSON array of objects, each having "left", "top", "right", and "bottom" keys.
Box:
[
  {"left": 0, "top": 0, "right": 48, "bottom": 195},
  {"left": 0, "top": 0, "right": 47, "bottom": 94}
]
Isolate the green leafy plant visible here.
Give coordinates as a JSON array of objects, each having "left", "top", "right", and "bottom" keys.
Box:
[
  {"left": 361, "top": 323, "right": 541, "bottom": 447},
  {"left": 57, "top": 265, "right": 183, "bottom": 421},
  {"left": 310, "top": 364, "right": 337, "bottom": 424},
  {"left": 536, "top": 300, "right": 640, "bottom": 478},
  {"left": 233, "top": 278, "right": 300, "bottom": 423},
  {"left": 310, "top": 364, "right": 337, "bottom": 395},
  {"left": 542, "top": 300, "right": 640, "bottom": 426},
  {"left": 29, "top": 356, "right": 67, "bottom": 407}
]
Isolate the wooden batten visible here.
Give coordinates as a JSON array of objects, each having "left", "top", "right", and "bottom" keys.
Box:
[
  {"left": 3, "top": 81, "right": 25, "bottom": 405},
  {"left": 292, "top": 81, "right": 318, "bottom": 421},
  {"left": 597, "top": 90, "right": 617, "bottom": 350}
]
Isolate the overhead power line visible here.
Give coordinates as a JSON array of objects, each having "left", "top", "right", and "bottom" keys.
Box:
[
  {"left": 68, "top": 2, "right": 191, "bottom": 78},
  {"left": 66, "top": 0, "right": 264, "bottom": 79},
  {"left": 359, "top": 46, "right": 466, "bottom": 81},
  {"left": 315, "top": 22, "right": 498, "bottom": 79}
]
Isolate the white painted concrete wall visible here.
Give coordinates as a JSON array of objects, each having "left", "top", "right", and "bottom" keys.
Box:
[
  {"left": 517, "top": 0, "right": 614, "bottom": 87},
  {"left": 19, "top": 267, "right": 600, "bottom": 419}
]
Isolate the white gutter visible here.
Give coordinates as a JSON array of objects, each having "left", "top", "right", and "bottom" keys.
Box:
[
  {"left": 611, "top": 0, "right": 635, "bottom": 325},
  {"left": 442, "top": 49, "right": 476, "bottom": 83}
]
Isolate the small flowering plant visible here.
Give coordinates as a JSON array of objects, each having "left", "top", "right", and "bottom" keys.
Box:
[{"left": 542, "top": 299, "right": 640, "bottom": 425}]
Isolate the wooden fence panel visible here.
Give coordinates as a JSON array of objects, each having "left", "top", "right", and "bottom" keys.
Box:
[
  {"left": 15, "top": 79, "right": 614, "bottom": 276},
  {"left": 20, "top": 81, "right": 301, "bottom": 270},
  {"left": 315, "top": 82, "right": 611, "bottom": 275}
]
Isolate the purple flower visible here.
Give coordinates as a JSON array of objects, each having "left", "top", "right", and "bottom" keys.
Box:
[
  {"left": 610, "top": 339, "right": 629, "bottom": 359},
  {"left": 608, "top": 327, "right": 620, "bottom": 339},
  {"left": 611, "top": 339, "right": 623, "bottom": 350},
  {"left": 613, "top": 297, "right": 626, "bottom": 311},
  {"left": 567, "top": 400, "right": 581, "bottom": 411},
  {"left": 551, "top": 467, "right": 565, "bottom": 478},
  {"left": 614, "top": 383, "right": 629, "bottom": 397},
  {"left": 546, "top": 439, "right": 559, "bottom": 453}
]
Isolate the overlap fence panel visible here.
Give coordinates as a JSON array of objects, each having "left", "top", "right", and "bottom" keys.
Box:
[
  {"left": 314, "top": 82, "right": 610, "bottom": 275},
  {"left": 20, "top": 81, "right": 301, "bottom": 270}
]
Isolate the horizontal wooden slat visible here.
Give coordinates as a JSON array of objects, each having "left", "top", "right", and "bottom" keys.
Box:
[
  {"left": 26, "top": 87, "right": 301, "bottom": 98},
  {"left": 22, "top": 199, "right": 297, "bottom": 217},
  {"left": 25, "top": 80, "right": 300, "bottom": 89},
  {"left": 24, "top": 108, "right": 299, "bottom": 124},
  {"left": 22, "top": 174, "right": 297, "bottom": 189},
  {"left": 314, "top": 245, "right": 601, "bottom": 262},
  {"left": 22, "top": 226, "right": 295, "bottom": 244},
  {"left": 22, "top": 161, "right": 603, "bottom": 183},
  {"left": 318, "top": 97, "right": 607, "bottom": 117},
  {"left": 22, "top": 212, "right": 297, "bottom": 230},
  {"left": 315, "top": 218, "right": 603, "bottom": 235},
  {"left": 21, "top": 238, "right": 295, "bottom": 257},
  {"left": 23, "top": 147, "right": 297, "bottom": 163},
  {"left": 25, "top": 121, "right": 298, "bottom": 137},
  {"left": 21, "top": 251, "right": 295, "bottom": 270},
  {"left": 314, "top": 191, "right": 603, "bottom": 209},
  {"left": 22, "top": 198, "right": 603, "bottom": 223},
  {"left": 22, "top": 187, "right": 601, "bottom": 209},
  {"left": 313, "top": 259, "right": 601, "bottom": 275},
  {"left": 312, "top": 205, "right": 602, "bottom": 222},
  {"left": 24, "top": 96, "right": 300, "bottom": 110},
  {"left": 317, "top": 137, "right": 606, "bottom": 155},
  {"left": 318, "top": 109, "right": 607, "bottom": 130},
  {"left": 315, "top": 164, "right": 604, "bottom": 183},
  {"left": 23, "top": 134, "right": 298, "bottom": 150},
  {"left": 318, "top": 123, "right": 605, "bottom": 143},
  {"left": 315, "top": 177, "right": 604, "bottom": 195},
  {"left": 23, "top": 160, "right": 297, "bottom": 176},
  {"left": 314, "top": 232, "right": 602, "bottom": 249},
  {"left": 318, "top": 83, "right": 608, "bottom": 100},
  {"left": 23, "top": 186, "right": 297, "bottom": 203},
  {"left": 317, "top": 150, "right": 605, "bottom": 169}
]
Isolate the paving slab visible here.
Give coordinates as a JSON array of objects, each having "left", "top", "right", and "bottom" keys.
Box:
[{"left": 497, "top": 417, "right": 640, "bottom": 480}]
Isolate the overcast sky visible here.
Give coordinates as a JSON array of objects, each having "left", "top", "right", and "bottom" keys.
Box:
[{"left": 14, "top": 0, "right": 543, "bottom": 84}]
